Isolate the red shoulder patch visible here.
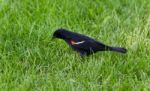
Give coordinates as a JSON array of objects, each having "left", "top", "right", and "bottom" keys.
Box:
[{"left": 70, "top": 40, "right": 76, "bottom": 45}]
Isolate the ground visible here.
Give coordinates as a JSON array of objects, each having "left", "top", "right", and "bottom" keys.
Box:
[{"left": 0, "top": 0, "right": 150, "bottom": 91}]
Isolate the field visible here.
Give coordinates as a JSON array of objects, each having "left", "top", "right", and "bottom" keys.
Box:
[{"left": 0, "top": 0, "right": 150, "bottom": 91}]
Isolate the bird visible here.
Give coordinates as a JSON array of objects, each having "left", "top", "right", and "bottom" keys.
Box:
[{"left": 52, "top": 28, "right": 127, "bottom": 56}]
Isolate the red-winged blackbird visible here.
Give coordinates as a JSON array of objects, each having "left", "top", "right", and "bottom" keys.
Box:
[{"left": 52, "top": 28, "right": 127, "bottom": 56}]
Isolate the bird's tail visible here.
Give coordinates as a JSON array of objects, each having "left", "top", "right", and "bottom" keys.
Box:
[{"left": 109, "top": 47, "right": 127, "bottom": 53}]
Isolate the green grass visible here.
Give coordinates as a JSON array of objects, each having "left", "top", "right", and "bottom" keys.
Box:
[{"left": 0, "top": 0, "right": 150, "bottom": 91}]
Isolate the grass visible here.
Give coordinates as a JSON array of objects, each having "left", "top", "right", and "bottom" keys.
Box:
[{"left": 0, "top": 0, "right": 150, "bottom": 91}]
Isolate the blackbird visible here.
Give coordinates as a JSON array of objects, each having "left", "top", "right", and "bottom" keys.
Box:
[{"left": 52, "top": 28, "right": 127, "bottom": 56}]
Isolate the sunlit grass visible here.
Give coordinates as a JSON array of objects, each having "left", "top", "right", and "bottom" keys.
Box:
[{"left": 0, "top": 0, "right": 150, "bottom": 90}]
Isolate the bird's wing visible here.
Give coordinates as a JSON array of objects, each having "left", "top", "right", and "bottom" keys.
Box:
[
  {"left": 65, "top": 39, "right": 109, "bottom": 56},
  {"left": 69, "top": 40, "right": 105, "bottom": 51}
]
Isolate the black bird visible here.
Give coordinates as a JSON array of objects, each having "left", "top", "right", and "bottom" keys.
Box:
[{"left": 52, "top": 28, "right": 127, "bottom": 56}]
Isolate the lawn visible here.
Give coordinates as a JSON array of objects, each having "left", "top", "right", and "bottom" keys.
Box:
[{"left": 0, "top": 0, "right": 150, "bottom": 91}]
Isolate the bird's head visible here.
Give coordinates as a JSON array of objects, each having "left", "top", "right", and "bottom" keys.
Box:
[{"left": 52, "top": 28, "right": 70, "bottom": 40}]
